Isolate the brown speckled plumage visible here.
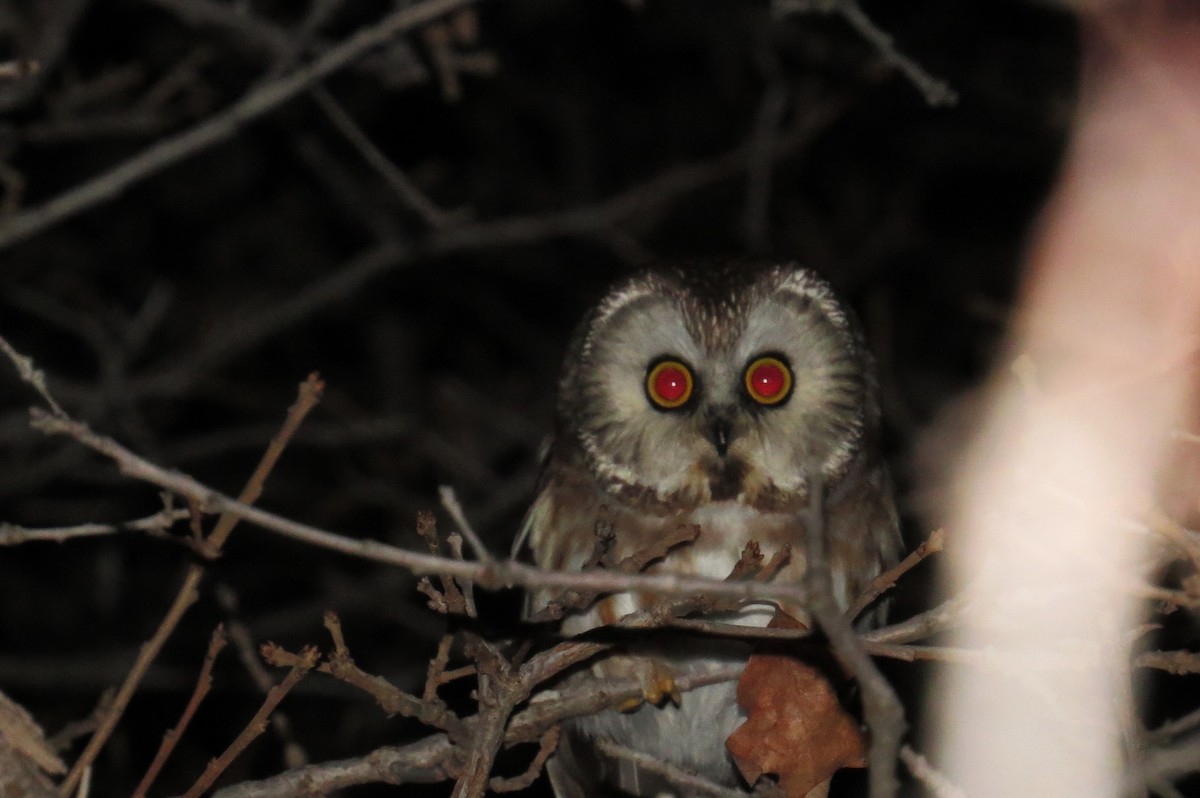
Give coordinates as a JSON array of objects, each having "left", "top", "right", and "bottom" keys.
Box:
[{"left": 514, "top": 261, "right": 901, "bottom": 796}]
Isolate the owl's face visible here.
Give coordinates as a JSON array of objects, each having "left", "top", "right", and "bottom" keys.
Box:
[{"left": 557, "top": 263, "right": 873, "bottom": 513}]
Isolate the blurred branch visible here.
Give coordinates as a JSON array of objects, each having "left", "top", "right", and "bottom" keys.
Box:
[
  {"left": 0, "top": 0, "right": 477, "bottom": 250},
  {"left": 899, "top": 745, "right": 964, "bottom": 798},
  {"left": 773, "top": 0, "right": 958, "bottom": 106}
]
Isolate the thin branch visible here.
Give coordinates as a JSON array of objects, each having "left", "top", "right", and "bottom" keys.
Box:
[
  {"left": 847, "top": 528, "right": 945, "bottom": 621},
  {"left": 0, "top": 0, "right": 477, "bottom": 250},
  {"left": 29, "top": 407, "right": 830, "bottom": 611},
  {"left": 207, "top": 373, "right": 325, "bottom": 550},
  {"left": 0, "top": 508, "right": 190, "bottom": 546},
  {"left": 899, "top": 745, "right": 965, "bottom": 798},
  {"left": 488, "top": 725, "right": 559, "bottom": 793},
  {"left": 127, "top": 107, "right": 841, "bottom": 400},
  {"left": 862, "top": 593, "right": 971, "bottom": 645},
  {"left": 1135, "top": 650, "right": 1200, "bottom": 676},
  {"left": 438, "top": 485, "right": 493, "bottom": 563},
  {"left": 132, "top": 625, "right": 228, "bottom": 798},
  {"left": 215, "top": 585, "right": 307, "bottom": 769},
  {"left": 802, "top": 471, "right": 905, "bottom": 798},
  {"left": 179, "top": 646, "right": 318, "bottom": 798},
  {"left": 58, "top": 375, "right": 324, "bottom": 794},
  {"left": 212, "top": 735, "right": 455, "bottom": 798},
  {"left": 311, "top": 85, "right": 455, "bottom": 228},
  {"left": 60, "top": 563, "right": 204, "bottom": 794},
  {"left": 1148, "top": 706, "right": 1200, "bottom": 745},
  {"left": 773, "top": 0, "right": 958, "bottom": 107},
  {"left": 1125, "top": 733, "right": 1200, "bottom": 797},
  {"left": 212, "top": 666, "right": 743, "bottom": 798},
  {"left": 595, "top": 739, "right": 748, "bottom": 798},
  {"left": 0, "top": 335, "right": 66, "bottom": 417}
]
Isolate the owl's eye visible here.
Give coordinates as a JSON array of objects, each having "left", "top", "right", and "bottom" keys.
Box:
[
  {"left": 744, "top": 355, "right": 792, "bottom": 406},
  {"left": 645, "top": 359, "right": 694, "bottom": 410}
]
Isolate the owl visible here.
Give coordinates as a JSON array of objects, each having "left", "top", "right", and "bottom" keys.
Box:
[{"left": 513, "top": 261, "right": 901, "bottom": 796}]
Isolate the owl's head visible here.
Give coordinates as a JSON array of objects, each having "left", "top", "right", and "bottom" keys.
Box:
[{"left": 556, "top": 262, "right": 877, "bottom": 512}]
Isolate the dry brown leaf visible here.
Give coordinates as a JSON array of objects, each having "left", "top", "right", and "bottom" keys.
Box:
[{"left": 725, "top": 612, "right": 865, "bottom": 796}]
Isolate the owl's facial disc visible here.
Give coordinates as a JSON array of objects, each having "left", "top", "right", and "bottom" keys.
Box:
[{"left": 566, "top": 266, "right": 869, "bottom": 512}]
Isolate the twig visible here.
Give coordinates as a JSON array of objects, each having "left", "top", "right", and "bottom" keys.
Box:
[
  {"left": 415, "top": 511, "right": 476, "bottom": 617},
  {"left": 212, "top": 735, "right": 455, "bottom": 798},
  {"left": 0, "top": 335, "right": 66, "bottom": 417},
  {"left": 0, "top": 508, "right": 190, "bottom": 546},
  {"left": 773, "top": 0, "right": 958, "bottom": 107},
  {"left": 438, "top": 485, "right": 493, "bottom": 563},
  {"left": 1135, "top": 650, "right": 1200, "bottom": 676},
  {"left": 451, "top": 638, "right": 518, "bottom": 798},
  {"left": 311, "top": 86, "right": 454, "bottom": 228},
  {"left": 208, "top": 373, "right": 325, "bottom": 549},
  {"left": 179, "top": 646, "right": 318, "bottom": 798},
  {"left": 311, "top": 613, "right": 467, "bottom": 738},
  {"left": 488, "top": 725, "right": 559, "bottom": 793},
  {"left": 899, "top": 745, "right": 965, "bottom": 798},
  {"left": 802, "top": 471, "right": 905, "bottom": 798},
  {"left": 212, "top": 666, "right": 743, "bottom": 797},
  {"left": 129, "top": 107, "right": 841, "bottom": 399},
  {"left": 595, "top": 739, "right": 748, "bottom": 798},
  {"left": 61, "top": 563, "right": 204, "bottom": 794},
  {"left": 215, "top": 585, "right": 307, "bottom": 768},
  {"left": 1148, "top": 509, "right": 1200, "bottom": 576},
  {"left": 847, "top": 528, "right": 945, "bottom": 621},
  {"left": 0, "top": 0, "right": 478, "bottom": 250},
  {"left": 30, "top": 407, "right": 829, "bottom": 610},
  {"left": 862, "top": 593, "right": 971, "bottom": 645},
  {"left": 1124, "top": 732, "right": 1200, "bottom": 797},
  {"left": 132, "top": 625, "right": 228, "bottom": 798},
  {"left": 1148, "top": 706, "right": 1200, "bottom": 745},
  {"left": 58, "top": 375, "right": 324, "bottom": 793}
]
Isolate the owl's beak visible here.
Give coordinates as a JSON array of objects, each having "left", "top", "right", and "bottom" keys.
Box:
[{"left": 708, "top": 417, "right": 733, "bottom": 458}]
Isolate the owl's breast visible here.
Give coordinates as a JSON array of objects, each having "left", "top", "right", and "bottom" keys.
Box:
[{"left": 554, "top": 498, "right": 807, "bottom": 635}]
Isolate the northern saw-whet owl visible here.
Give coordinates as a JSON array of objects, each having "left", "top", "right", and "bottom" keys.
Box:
[{"left": 514, "top": 262, "right": 901, "bottom": 796}]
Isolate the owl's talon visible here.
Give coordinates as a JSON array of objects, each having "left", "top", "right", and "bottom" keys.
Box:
[{"left": 619, "top": 662, "right": 680, "bottom": 712}]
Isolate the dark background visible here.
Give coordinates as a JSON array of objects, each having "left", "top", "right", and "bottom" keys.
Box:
[{"left": 0, "top": 0, "right": 1080, "bottom": 795}]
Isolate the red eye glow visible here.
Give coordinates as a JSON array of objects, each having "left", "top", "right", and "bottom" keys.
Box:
[
  {"left": 745, "top": 356, "right": 792, "bottom": 405},
  {"left": 646, "top": 360, "right": 693, "bottom": 409}
]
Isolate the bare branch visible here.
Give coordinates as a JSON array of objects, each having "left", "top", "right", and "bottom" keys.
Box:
[
  {"left": 0, "top": 508, "right": 189, "bottom": 546},
  {"left": 57, "top": 373, "right": 324, "bottom": 794},
  {"left": 899, "top": 745, "right": 965, "bottom": 798},
  {"left": 0, "top": 0, "right": 478, "bottom": 250},
  {"left": 802, "top": 471, "right": 905, "bottom": 798},
  {"left": 596, "top": 738, "right": 748, "bottom": 798},
  {"left": 847, "top": 528, "right": 945, "bottom": 621},
  {"left": 132, "top": 625, "right": 228, "bottom": 798},
  {"left": 773, "top": 0, "right": 957, "bottom": 107},
  {"left": 0, "top": 335, "right": 67, "bottom": 418},
  {"left": 180, "top": 646, "right": 318, "bottom": 798},
  {"left": 438, "top": 485, "right": 493, "bottom": 563}
]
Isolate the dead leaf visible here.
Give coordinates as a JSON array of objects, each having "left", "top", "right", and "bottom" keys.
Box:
[{"left": 725, "top": 612, "right": 865, "bottom": 796}]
